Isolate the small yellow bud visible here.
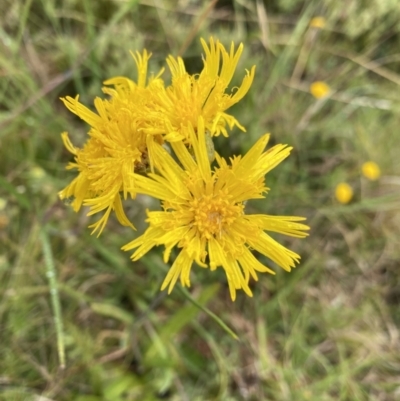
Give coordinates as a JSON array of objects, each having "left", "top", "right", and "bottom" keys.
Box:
[
  {"left": 310, "top": 17, "right": 326, "bottom": 29},
  {"left": 335, "top": 183, "right": 353, "bottom": 204},
  {"left": 310, "top": 81, "right": 330, "bottom": 99},
  {"left": 0, "top": 198, "right": 6, "bottom": 211},
  {"left": 30, "top": 166, "right": 46, "bottom": 179},
  {"left": 361, "top": 161, "right": 381, "bottom": 181}
]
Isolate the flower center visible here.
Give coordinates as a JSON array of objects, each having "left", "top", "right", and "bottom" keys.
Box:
[{"left": 190, "top": 193, "right": 243, "bottom": 239}]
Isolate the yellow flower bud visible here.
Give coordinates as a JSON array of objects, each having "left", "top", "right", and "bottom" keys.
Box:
[
  {"left": 362, "top": 161, "right": 381, "bottom": 181},
  {"left": 310, "top": 17, "right": 326, "bottom": 29},
  {"left": 335, "top": 183, "right": 353, "bottom": 204},
  {"left": 310, "top": 81, "right": 330, "bottom": 99}
]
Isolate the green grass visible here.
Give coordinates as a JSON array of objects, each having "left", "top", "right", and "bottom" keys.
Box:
[{"left": 1, "top": 0, "right": 400, "bottom": 400}]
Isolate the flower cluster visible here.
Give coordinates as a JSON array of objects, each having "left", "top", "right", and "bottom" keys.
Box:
[{"left": 60, "top": 38, "right": 309, "bottom": 300}]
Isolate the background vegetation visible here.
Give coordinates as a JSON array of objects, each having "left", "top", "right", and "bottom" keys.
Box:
[{"left": 1, "top": 0, "right": 400, "bottom": 400}]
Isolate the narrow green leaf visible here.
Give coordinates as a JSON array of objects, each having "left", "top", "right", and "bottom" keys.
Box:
[
  {"left": 40, "top": 227, "right": 65, "bottom": 369},
  {"left": 91, "top": 302, "right": 134, "bottom": 325}
]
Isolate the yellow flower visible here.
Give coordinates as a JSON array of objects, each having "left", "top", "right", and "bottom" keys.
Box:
[
  {"left": 362, "top": 161, "right": 381, "bottom": 180},
  {"left": 59, "top": 50, "right": 165, "bottom": 236},
  {"left": 123, "top": 118, "right": 309, "bottom": 301},
  {"left": 335, "top": 182, "right": 353, "bottom": 204},
  {"left": 147, "top": 37, "right": 256, "bottom": 142},
  {"left": 310, "top": 81, "right": 330, "bottom": 99},
  {"left": 310, "top": 17, "right": 326, "bottom": 29}
]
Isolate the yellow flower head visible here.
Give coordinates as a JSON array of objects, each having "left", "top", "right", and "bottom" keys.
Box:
[
  {"left": 148, "top": 37, "right": 256, "bottom": 142},
  {"left": 310, "top": 17, "right": 326, "bottom": 29},
  {"left": 310, "top": 81, "right": 330, "bottom": 99},
  {"left": 59, "top": 50, "right": 165, "bottom": 236},
  {"left": 335, "top": 182, "right": 353, "bottom": 204},
  {"left": 362, "top": 161, "right": 381, "bottom": 181},
  {"left": 123, "top": 118, "right": 309, "bottom": 301}
]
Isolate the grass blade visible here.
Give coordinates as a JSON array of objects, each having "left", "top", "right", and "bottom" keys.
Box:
[{"left": 40, "top": 227, "right": 65, "bottom": 369}]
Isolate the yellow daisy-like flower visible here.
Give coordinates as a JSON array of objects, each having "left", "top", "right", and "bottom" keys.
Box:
[
  {"left": 361, "top": 161, "right": 381, "bottom": 181},
  {"left": 59, "top": 50, "right": 164, "bottom": 236},
  {"left": 335, "top": 182, "right": 353, "bottom": 204},
  {"left": 123, "top": 118, "right": 309, "bottom": 300},
  {"left": 147, "top": 37, "right": 256, "bottom": 142},
  {"left": 310, "top": 81, "right": 330, "bottom": 99}
]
